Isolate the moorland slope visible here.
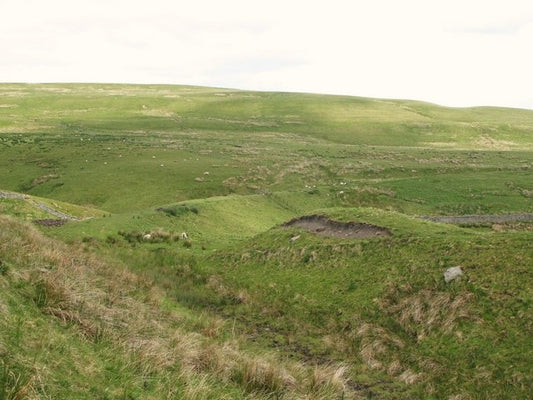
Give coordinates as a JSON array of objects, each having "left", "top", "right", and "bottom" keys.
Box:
[{"left": 1, "top": 84, "right": 532, "bottom": 399}]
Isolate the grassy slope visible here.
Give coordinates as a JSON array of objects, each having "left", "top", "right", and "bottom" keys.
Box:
[
  {"left": 205, "top": 209, "right": 532, "bottom": 398},
  {"left": 89, "top": 207, "right": 531, "bottom": 399},
  {"left": 1, "top": 83, "right": 532, "bottom": 399},
  {"left": 1, "top": 83, "right": 532, "bottom": 213},
  {"left": 0, "top": 189, "right": 105, "bottom": 221},
  {"left": 1, "top": 215, "right": 355, "bottom": 399}
]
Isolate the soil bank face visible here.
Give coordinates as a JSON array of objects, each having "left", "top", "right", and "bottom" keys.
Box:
[{"left": 283, "top": 215, "right": 392, "bottom": 239}]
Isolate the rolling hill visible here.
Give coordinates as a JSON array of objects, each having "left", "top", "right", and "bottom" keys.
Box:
[{"left": 1, "top": 83, "right": 532, "bottom": 399}]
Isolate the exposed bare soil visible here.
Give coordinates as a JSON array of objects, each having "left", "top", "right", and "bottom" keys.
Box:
[{"left": 283, "top": 215, "right": 392, "bottom": 238}]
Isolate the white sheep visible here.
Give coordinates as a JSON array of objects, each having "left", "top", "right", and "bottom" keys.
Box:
[
  {"left": 181, "top": 232, "right": 188, "bottom": 240},
  {"left": 142, "top": 233, "right": 152, "bottom": 241}
]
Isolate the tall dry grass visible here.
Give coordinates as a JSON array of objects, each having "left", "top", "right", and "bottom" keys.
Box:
[
  {"left": 349, "top": 281, "right": 475, "bottom": 388},
  {"left": 379, "top": 283, "right": 474, "bottom": 340}
]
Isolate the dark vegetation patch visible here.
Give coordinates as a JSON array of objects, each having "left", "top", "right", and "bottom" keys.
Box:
[
  {"left": 117, "top": 229, "right": 181, "bottom": 244},
  {"left": 33, "top": 219, "right": 68, "bottom": 227},
  {"left": 283, "top": 215, "right": 392, "bottom": 238},
  {"left": 156, "top": 204, "right": 199, "bottom": 217},
  {"left": 19, "top": 174, "right": 61, "bottom": 191}
]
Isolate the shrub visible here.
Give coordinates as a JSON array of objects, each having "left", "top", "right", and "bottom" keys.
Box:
[
  {"left": 156, "top": 204, "right": 199, "bottom": 217},
  {"left": 118, "top": 229, "right": 181, "bottom": 244},
  {"left": 118, "top": 230, "right": 143, "bottom": 243}
]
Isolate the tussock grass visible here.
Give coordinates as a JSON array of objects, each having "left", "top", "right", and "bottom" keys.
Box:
[
  {"left": 117, "top": 228, "right": 181, "bottom": 243},
  {"left": 232, "top": 357, "right": 294, "bottom": 396},
  {"left": 379, "top": 284, "right": 475, "bottom": 340},
  {"left": 0, "top": 359, "right": 34, "bottom": 400},
  {"left": 307, "top": 364, "right": 347, "bottom": 396}
]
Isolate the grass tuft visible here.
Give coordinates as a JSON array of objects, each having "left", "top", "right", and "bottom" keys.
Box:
[
  {"left": 0, "top": 360, "right": 34, "bottom": 400},
  {"left": 379, "top": 284, "right": 475, "bottom": 339}
]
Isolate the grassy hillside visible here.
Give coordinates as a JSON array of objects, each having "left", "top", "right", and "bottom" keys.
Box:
[
  {"left": 1, "top": 84, "right": 532, "bottom": 212},
  {"left": 1, "top": 83, "right": 532, "bottom": 399},
  {"left": 1, "top": 215, "right": 354, "bottom": 399}
]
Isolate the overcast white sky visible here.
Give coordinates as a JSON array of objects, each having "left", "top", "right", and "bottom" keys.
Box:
[{"left": 1, "top": 0, "right": 533, "bottom": 109}]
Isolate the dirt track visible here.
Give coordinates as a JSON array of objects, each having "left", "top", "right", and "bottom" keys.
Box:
[
  {"left": 0, "top": 190, "right": 80, "bottom": 220},
  {"left": 283, "top": 215, "right": 392, "bottom": 238},
  {"left": 283, "top": 212, "right": 533, "bottom": 239},
  {"left": 418, "top": 213, "right": 533, "bottom": 224}
]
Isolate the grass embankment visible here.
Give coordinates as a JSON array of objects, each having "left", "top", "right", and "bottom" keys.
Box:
[
  {"left": 1, "top": 215, "right": 357, "bottom": 399},
  {"left": 63, "top": 207, "right": 532, "bottom": 399},
  {"left": 0, "top": 190, "right": 105, "bottom": 221}
]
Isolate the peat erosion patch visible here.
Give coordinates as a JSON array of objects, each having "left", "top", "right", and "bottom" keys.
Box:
[{"left": 283, "top": 215, "right": 392, "bottom": 239}]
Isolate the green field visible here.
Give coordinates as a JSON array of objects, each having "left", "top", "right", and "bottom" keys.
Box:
[{"left": 1, "top": 83, "right": 532, "bottom": 399}]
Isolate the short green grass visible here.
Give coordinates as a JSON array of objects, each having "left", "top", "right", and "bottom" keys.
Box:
[{"left": 1, "top": 83, "right": 532, "bottom": 214}]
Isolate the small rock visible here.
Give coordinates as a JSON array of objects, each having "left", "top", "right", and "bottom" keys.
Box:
[
  {"left": 290, "top": 235, "right": 301, "bottom": 242},
  {"left": 444, "top": 266, "right": 463, "bottom": 283}
]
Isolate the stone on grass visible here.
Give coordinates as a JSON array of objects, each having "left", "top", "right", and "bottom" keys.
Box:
[
  {"left": 444, "top": 266, "right": 463, "bottom": 283},
  {"left": 290, "top": 234, "right": 301, "bottom": 242}
]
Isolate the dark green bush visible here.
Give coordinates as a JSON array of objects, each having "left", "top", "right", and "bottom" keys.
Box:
[{"left": 156, "top": 204, "right": 199, "bottom": 217}]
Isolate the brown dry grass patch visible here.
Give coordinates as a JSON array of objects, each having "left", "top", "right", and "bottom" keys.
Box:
[{"left": 379, "top": 284, "right": 474, "bottom": 340}]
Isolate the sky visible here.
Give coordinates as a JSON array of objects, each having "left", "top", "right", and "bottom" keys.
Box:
[{"left": 1, "top": 0, "right": 533, "bottom": 109}]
